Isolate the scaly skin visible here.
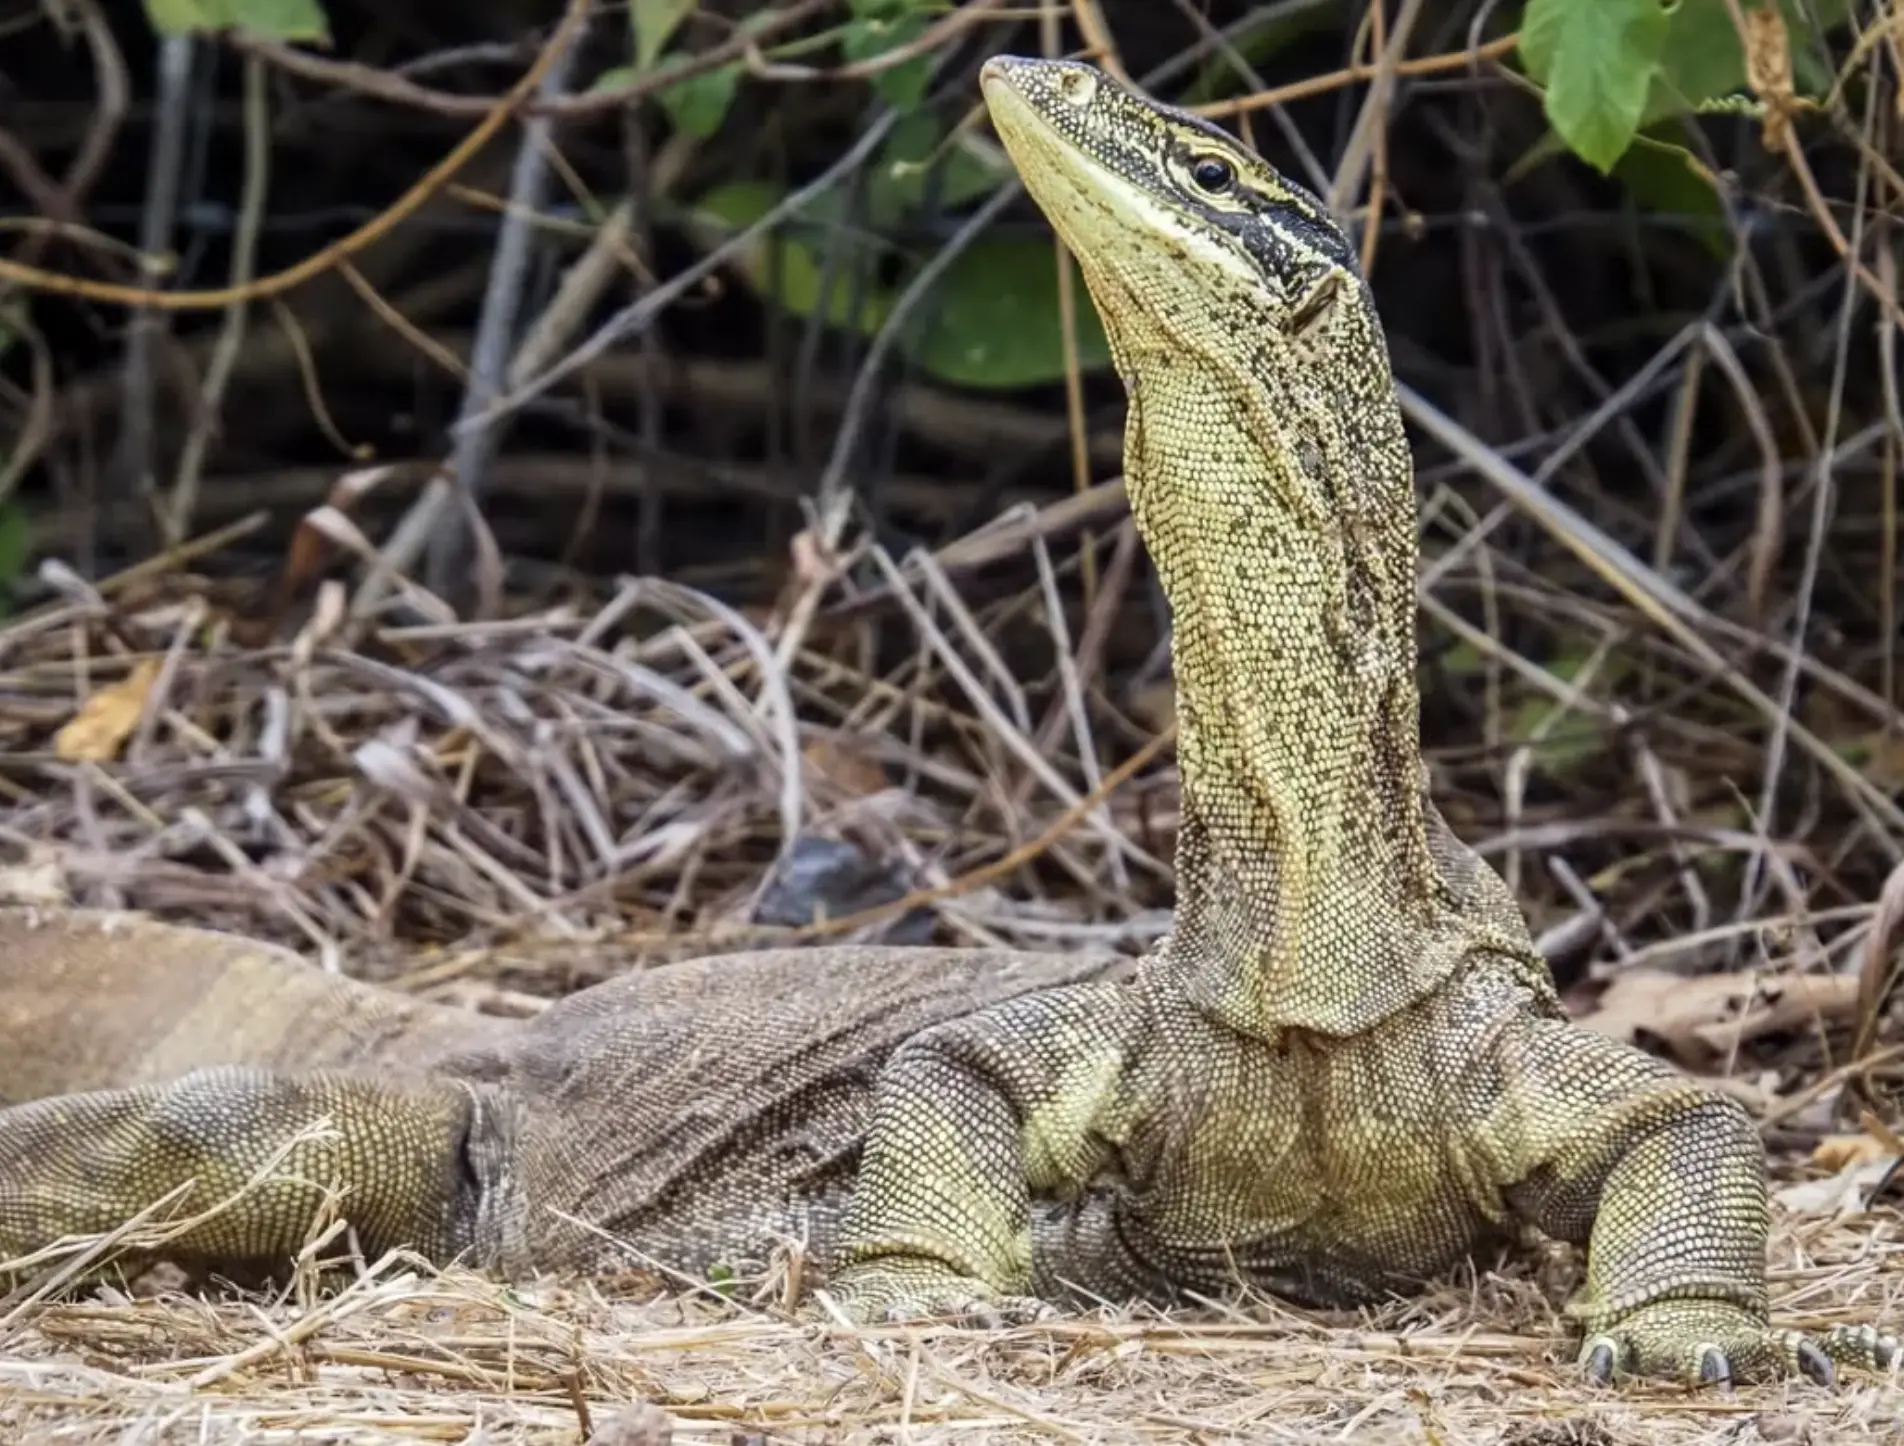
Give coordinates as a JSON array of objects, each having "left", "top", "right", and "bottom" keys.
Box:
[
  {"left": 822, "top": 56, "right": 1898, "bottom": 1387},
  {"left": 0, "top": 58, "right": 1895, "bottom": 1392},
  {"left": 0, "top": 906, "right": 1122, "bottom": 1285}
]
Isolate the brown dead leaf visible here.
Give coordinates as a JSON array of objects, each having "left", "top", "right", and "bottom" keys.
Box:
[
  {"left": 1575, "top": 966, "right": 1859, "bottom": 1071},
  {"left": 1811, "top": 1132, "right": 1896, "bottom": 1172},
  {"left": 52, "top": 659, "right": 160, "bottom": 763},
  {"left": 1744, "top": 3, "right": 1795, "bottom": 154},
  {"left": 802, "top": 737, "right": 888, "bottom": 798}
]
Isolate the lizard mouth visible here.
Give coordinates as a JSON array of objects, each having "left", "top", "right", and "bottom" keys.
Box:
[{"left": 977, "top": 60, "right": 1090, "bottom": 214}]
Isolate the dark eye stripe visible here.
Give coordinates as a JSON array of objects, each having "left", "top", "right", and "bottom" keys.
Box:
[
  {"left": 1272, "top": 210, "right": 1357, "bottom": 273},
  {"left": 1142, "top": 104, "right": 1361, "bottom": 281}
]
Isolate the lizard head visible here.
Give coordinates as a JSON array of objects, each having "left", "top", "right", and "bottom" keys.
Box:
[
  {"left": 978, "top": 55, "right": 1372, "bottom": 376},
  {"left": 978, "top": 52, "right": 1418, "bottom": 705},
  {"left": 977, "top": 53, "right": 1414, "bottom": 579}
]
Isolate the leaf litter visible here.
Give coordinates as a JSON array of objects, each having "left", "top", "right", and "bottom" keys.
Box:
[{"left": 0, "top": 511, "right": 1896, "bottom": 1443}]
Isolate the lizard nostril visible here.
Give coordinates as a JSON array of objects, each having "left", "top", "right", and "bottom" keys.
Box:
[{"left": 1055, "top": 69, "right": 1098, "bottom": 109}]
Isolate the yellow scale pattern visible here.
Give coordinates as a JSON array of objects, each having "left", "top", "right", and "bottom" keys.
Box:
[
  {"left": 0, "top": 57, "right": 1893, "bottom": 1390},
  {"left": 825, "top": 57, "right": 1897, "bottom": 1386}
]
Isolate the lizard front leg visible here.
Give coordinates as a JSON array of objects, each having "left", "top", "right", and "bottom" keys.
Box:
[
  {"left": 0, "top": 1066, "right": 507, "bottom": 1280},
  {"left": 825, "top": 980, "right": 1141, "bottom": 1323},
  {"left": 1481, "top": 1009, "right": 1898, "bottom": 1385}
]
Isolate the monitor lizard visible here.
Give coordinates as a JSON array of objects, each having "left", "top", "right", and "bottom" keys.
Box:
[
  {"left": 822, "top": 56, "right": 1896, "bottom": 1388},
  {"left": 0, "top": 55, "right": 1893, "bottom": 1389}
]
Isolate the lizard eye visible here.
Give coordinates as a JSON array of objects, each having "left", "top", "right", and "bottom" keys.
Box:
[{"left": 1189, "top": 155, "right": 1235, "bottom": 194}]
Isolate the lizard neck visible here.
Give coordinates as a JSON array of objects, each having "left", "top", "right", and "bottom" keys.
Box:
[
  {"left": 1124, "top": 347, "right": 1458, "bottom": 1037},
  {"left": 971, "top": 53, "right": 1554, "bottom": 1037}
]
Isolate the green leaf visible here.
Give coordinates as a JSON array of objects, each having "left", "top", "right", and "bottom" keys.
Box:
[
  {"left": 689, "top": 181, "right": 894, "bottom": 333},
  {"left": 693, "top": 179, "right": 778, "bottom": 229},
  {"left": 1643, "top": 0, "right": 1854, "bottom": 129},
  {"left": 842, "top": 12, "right": 932, "bottom": 112},
  {"left": 1612, "top": 137, "right": 1728, "bottom": 257},
  {"left": 620, "top": 11, "right": 776, "bottom": 138},
  {"left": 688, "top": 183, "right": 1112, "bottom": 387},
  {"left": 1430, "top": 640, "right": 1487, "bottom": 679},
  {"left": 655, "top": 61, "right": 741, "bottom": 137},
  {"left": 598, "top": 51, "right": 745, "bottom": 140},
  {"left": 1520, "top": 0, "right": 1672, "bottom": 173},
  {"left": 902, "top": 237, "right": 1113, "bottom": 389},
  {"left": 590, "top": 63, "right": 638, "bottom": 94},
  {"left": 865, "top": 112, "right": 1010, "bottom": 228},
  {"left": 1508, "top": 0, "right": 1855, "bottom": 179},
  {"left": 142, "top": 0, "right": 200, "bottom": 33},
  {"left": 234, "top": 0, "right": 327, "bottom": 41},
  {"left": 1504, "top": 649, "right": 1623, "bottom": 779},
  {"left": 0, "top": 503, "right": 29, "bottom": 579},
  {"left": 143, "top": 0, "right": 329, "bottom": 41},
  {"left": 0, "top": 502, "right": 32, "bottom": 619},
  {"left": 632, "top": 0, "right": 697, "bottom": 72}
]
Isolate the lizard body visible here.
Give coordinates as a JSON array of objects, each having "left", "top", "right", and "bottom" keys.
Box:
[
  {"left": 0, "top": 906, "right": 1122, "bottom": 1282},
  {"left": 821, "top": 57, "right": 1897, "bottom": 1386},
  {"left": 0, "top": 56, "right": 1894, "bottom": 1389}
]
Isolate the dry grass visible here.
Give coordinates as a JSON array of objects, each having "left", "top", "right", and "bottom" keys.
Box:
[
  {"left": 0, "top": 514, "right": 1899, "bottom": 1442},
  {"left": 0, "top": 516, "right": 1178, "bottom": 973},
  {"left": 0, "top": 1212, "right": 1899, "bottom": 1444},
  {"left": 4, "top": 0, "right": 1903, "bottom": 1433}
]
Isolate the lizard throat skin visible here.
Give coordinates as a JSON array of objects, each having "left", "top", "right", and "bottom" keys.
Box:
[{"left": 980, "top": 57, "right": 1483, "bottom": 1035}]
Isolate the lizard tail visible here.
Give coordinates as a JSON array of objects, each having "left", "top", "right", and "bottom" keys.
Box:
[{"left": 0, "top": 906, "right": 507, "bottom": 1104}]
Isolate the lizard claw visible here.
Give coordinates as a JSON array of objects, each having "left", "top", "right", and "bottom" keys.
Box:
[
  {"left": 1579, "top": 1301, "right": 1896, "bottom": 1386},
  {"left": 1583, "top": 1337, "right": 1617, "bottom": 1384},
  {"left": 1795, "top": 1338, "right": 1835, "bottom": 1387},
  {"left": 1821, "top": 1323, "right": 1899, "bottom": 1374},
  {"left": 1696, "top": 1344, "right": 1733, "bottom": 1389}
]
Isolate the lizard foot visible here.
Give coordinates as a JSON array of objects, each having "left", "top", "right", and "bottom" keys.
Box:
[
  {"left": 1580, "top": 1300, "right": 1899, "bottom": 1387},
  {"left": 823, "top": 1263, "right": 1055, "bottom": 1328}
]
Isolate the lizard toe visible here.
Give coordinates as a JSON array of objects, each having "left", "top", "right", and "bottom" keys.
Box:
[
  {"left": 1583, "top": 1300, "right": 1891, "bottom": 1387},
  {"left": 1816, "top": 1322, "right": 1899, "bottom": 1374}
]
